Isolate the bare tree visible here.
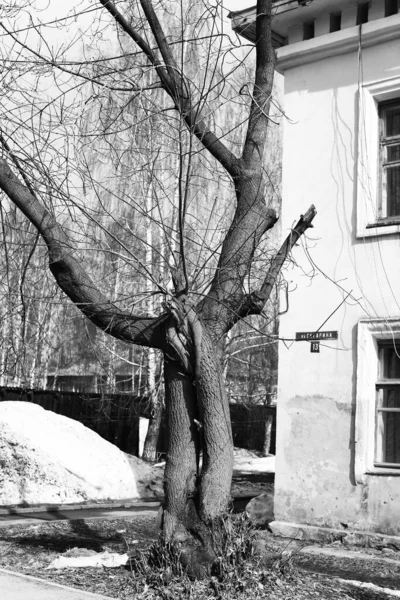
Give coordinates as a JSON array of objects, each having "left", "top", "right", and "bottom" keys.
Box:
[{"left": 0, "top": 0, "right": 315, "bottom": 576}]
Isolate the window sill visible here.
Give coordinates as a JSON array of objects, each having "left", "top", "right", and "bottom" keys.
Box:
[
  {"left": 357, "top": 221, "right": 400, "bottom": 238},
  {"left": 365, "top": 467, "right": 400, "bottom": 476},
  {"left": 366, "top": 218, "right": 400, "bottom": 228}
]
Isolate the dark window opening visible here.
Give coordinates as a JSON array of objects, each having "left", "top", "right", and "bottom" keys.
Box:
[
  {"left": 115, "top": 375, "right": 133, "bottom": 393},
  {"left": 357, "top": 2, "right": 369, "bottom": 25},
  {"left": 379, "top": 99, "right": 400, "bottom": 220},
  {"left": 303, "top": 21, "right": 314, "bottom": 40},
  {"left": 375, "top": 341, "right": 400, "bottom": 467},
  {"left": 330, "top": 13, "right": 341, "bottom": 32},
  {"left": 385, "top": 0, "right": 399, "bottom": 17}
]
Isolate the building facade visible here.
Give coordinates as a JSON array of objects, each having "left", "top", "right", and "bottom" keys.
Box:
[{"left": 232, "top": 0, "right": 400, "bottom": 540}]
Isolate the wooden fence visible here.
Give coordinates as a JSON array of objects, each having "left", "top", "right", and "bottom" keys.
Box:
[{"left": 0, "top": 387, "right": 275, "bottom": 456}]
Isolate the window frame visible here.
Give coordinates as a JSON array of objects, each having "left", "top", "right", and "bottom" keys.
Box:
[
  {"left": 374, "top": 340, "right": 400, "bottom": 468},
  {"left": 378, "top": 99, "right": 400, "bottom": 222},
  {"left": 355, "top": 319, "right": 400, "bottom": 481},
  {"left": 357, "top": 77, "right": 400, "bottom": 238}
]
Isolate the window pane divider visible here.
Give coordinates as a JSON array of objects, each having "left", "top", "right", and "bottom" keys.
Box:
[{"left": 383, "top": 135, "right": 400, "bottom": 144}]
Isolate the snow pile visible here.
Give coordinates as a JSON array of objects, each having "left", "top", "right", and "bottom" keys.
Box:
[
  {"left": 233, "top": 448, "right": 275, "bottom": 474},
  {"left": 0, "top": 401, "right": 140, "bottom": 505},
  {"left": 0, "top": 402, "right": 275, "bottom": 507}
]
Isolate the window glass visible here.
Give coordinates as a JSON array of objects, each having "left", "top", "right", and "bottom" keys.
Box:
[
  {"left": 387, "top": 145, "right": 400, "bottom": 163},
  {"left": 381, "top": 388, "right": 400, "bottom": 409},
  {"left": 376, "top": 411, "right": 400, "bottom": 463},
  {"left": 385, "top": 105, "right": 400, "bottom": 137},
  {"left": 381, "top": 344, "right": 400, "bottom": 378},
  {"left": 380, "top": 101, "right": 400, "bottom": 219},
  {"left": 376, "top": 342, "right": 400, "bottom": 466},
  {"left": 387, "top": 166, "right": 400, "bottom": 216}
]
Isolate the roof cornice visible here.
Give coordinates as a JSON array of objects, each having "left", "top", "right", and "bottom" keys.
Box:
[{"left": 276, "top": 13, "right": 400, "bottom": 73}]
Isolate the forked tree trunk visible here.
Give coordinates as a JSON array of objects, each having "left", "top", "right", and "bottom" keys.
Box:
[{"left": 160, "top": 318, "right": 233, "bottom": 577}]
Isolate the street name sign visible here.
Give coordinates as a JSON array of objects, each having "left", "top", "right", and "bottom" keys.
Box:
[{"left": 295, "top": 331, "right": 338, "bottom": 341}]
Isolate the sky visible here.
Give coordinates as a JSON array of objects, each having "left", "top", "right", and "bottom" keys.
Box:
[
  {"left": 19, "top": 0, "right": 257, "bottom": 58},
  {"left": 224, "top": 0, "right": 256, "bottom": 12}
]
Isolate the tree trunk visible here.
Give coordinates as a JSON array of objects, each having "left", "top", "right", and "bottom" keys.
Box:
[
  {"left": 262, "top": 414, "right": 273, "bottom": 456},
  {"left": 197, "top": 325, "right": 233, "bottom": 522},
  {"left": 160, "top": 317, "right": 233, "bottom": 577},
  {"left": 141, "top": 396, "right": 163, "bottom": 462}
]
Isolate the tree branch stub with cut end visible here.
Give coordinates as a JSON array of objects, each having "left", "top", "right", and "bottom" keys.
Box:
[{"left": 239, "top": 204, "right": 317, "bottom": 319}]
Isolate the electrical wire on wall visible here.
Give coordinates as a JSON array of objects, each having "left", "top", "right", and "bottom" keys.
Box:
[{"left": 355, "top": 21, "right": 400, "bottom": 357}]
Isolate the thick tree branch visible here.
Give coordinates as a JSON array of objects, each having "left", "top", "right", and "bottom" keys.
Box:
[
  {"left": 197, "top": 0, "right": 278, "bottom": 338},
  {"left": 238, "top": 204, "right": 317, "bottom": 320},
  {"left": 99, "top": 0, "right": 238, "bottom": 177},
  {"left": 198, "top": 185, "right": 278, "bottom": 339},
  {"left": 241, "top": 0, "right": 276, "bottom": 168},
  {"left": 0, "top": 159, "right": 168, "bottom": 349},
  {"left": 98, "top": 0, "right": 175, "bottom": 94},
  {"left": 140, "top": 0, "right": 181, "bottom": 92}
]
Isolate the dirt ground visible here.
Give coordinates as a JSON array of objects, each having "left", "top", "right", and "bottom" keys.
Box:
[
  {"left": 255, "top": 531, "right": 400, "bottom": 594},
  {"left": 0, "top": 516, "right": 399, "bottom": 599},
  {"left": 0, "top": 449, "right": 399, "bottom": 598}
]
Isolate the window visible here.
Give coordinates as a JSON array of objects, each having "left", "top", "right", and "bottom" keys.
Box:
[
  {"left": 379, "top": 100, "right": 400, "bottom": 220},
  {"left": 357, "top": 77, "right": 400, "bottom": 237},
  {"left": 329, "top": 13, "right": 341, "bottom": 33},
  {"left": 355, "top": 319, "right": 400, "bottom": 479},
  {"left": 375, "top": 341, "right": 400, "bottom": 467},
  {"left": 385, "top": 0, "right": 399, "bottom": 17},
  {"left": 303, "top": 21, "right": 314, "bottom": 41},
  {"left": 356, "top": 2, "right": 369, "bottom": 25},
  {"left": 115, "top": 374, "right": 133, "bottom": 393}
]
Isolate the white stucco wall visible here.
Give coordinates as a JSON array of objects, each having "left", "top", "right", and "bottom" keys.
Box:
[{"left": 276, "top": 26, "right": 400, "bottom": 534}]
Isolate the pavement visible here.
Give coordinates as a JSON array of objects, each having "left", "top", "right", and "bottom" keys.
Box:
[
  {"left": 0, "top": 500, "right": 161, "bottom": 528},
  {"left": 0, "top": 568, "right": 118, "bottom": 600}
]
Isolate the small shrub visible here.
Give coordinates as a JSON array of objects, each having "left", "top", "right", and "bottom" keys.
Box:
[
  {"left": 211, "top": 511, "right": 257, "bottom": 579},
  {"left": 130, "top": 540, "right": 187, "bottom": 582},
  {"left": 127, "top": 513, "right": 297, "bottom": 599}
]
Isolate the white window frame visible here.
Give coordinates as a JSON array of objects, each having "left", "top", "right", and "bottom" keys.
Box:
[
  {"left": 357, "top": 76, "right": 400, "bottom": 238},
  {"left": 375, "top": 339, "right": 400, "bottom": 467},
  {"left": 378, "top": 99, "right": 400, "bottom": 221},
  {"left": 355, "top": 318, "right": 400, "bottom": 481}
]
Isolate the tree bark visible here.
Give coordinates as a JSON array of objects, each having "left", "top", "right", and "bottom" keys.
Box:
[
  {"left": 195, "top": 322, "right": 233, "bottom": 522},
  {"left": 162, "top": 360, "right": 199, "bottom": 538},
  {"left": 141, "top": 396, "right": 163, "bottom": 462},
  {"left": 262, "top": 414, "right": 273, "bottom": 456}
]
